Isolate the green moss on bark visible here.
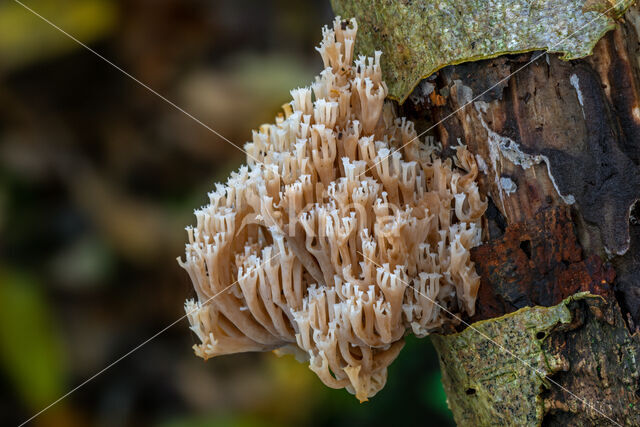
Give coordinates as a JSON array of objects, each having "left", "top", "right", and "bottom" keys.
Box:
[
  {"left": 331, "top": 0, "right": 633, "bottom": 102},
  {"left": 431, "top": 293, "right": 640, "bottom": 426},
  {"left": 431, "top": 293, "right": 583, "bottom": 425}
]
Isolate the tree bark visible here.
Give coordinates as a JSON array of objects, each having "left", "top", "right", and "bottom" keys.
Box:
[{"left": 395, "top": 6, "right": 640, "bottom": 426}]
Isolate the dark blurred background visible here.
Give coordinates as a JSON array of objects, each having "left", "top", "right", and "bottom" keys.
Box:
[{"left": 0, "top": 1, "right": 453, "bottom": 425}]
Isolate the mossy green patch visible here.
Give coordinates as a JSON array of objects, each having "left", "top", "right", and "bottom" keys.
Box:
[
  {"left": 331, "top": 0, "right": 633, "bottom": 102},
  {"left": 430, "top": 293, "right": 593, "bottom": 426}
]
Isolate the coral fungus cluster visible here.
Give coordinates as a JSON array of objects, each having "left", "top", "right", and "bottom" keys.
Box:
[{"left": 178, "top": 17, "right": 486, "bottom": 401}]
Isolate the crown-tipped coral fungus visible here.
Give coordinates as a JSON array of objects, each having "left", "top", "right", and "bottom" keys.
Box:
[{"left": 178, "top": 17, "right": 486, "bottom": 402}]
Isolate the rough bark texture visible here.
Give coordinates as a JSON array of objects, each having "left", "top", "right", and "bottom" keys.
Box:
[
  {"left": 331, "top": 1, "right": 640, "bottom": 425},
  {"left": 410, "top": 36, "right": 640, "bottom": 259},
  {"left": 469, "top": 207, "right": 615, "bottom": 323},
  {"left": 395, "top": 6, "right": 640, "bottom": 426}
]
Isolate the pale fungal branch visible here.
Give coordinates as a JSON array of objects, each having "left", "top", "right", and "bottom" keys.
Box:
[{"left": 178, "top": 16, "right": 487, "bottom": 402}]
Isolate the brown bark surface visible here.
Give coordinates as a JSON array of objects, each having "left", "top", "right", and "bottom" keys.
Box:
[{"left": 469, "top": 207, "right": 614, "bottom": 322}]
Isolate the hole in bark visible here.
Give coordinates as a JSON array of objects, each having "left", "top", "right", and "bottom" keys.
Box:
[
  {"left": 520, "top": 240, "right": 532, "bottom": 259},
  {"left": 540, "top": 383, "right": 551, "bottom": 399},
  {"left": 484, "top": 199, "right": 507, "bottom": 239},
  {"left": 465, "top": 388, "right": 476, "bottom": 395},
  {"left": 536, "top": 331, "right": 546, "bottom": 340},
  {"left": 631, "top": 202, "right": 639, "bottom": 225}
]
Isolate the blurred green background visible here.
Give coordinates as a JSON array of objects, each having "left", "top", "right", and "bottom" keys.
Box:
[{"left": 0, "top": 1, "right": 454, "bottom": 425}]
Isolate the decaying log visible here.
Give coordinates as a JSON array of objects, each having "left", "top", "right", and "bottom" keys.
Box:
[
  {"left": 396, "top": 6, "right": 640, "bottom": 426},
  {"left": 399, "top": 6, "right": 640, "bottom": 321}
]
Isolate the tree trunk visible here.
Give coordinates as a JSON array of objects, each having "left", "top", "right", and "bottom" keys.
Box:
[{"left": 333, "top": 1, "right": 640, "bottom": 425}]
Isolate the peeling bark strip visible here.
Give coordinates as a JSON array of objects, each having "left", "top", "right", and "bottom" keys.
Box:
[
  {"left": 432, "top": 294, "right": 640, "bottom": 426},
  {"left": 331, "top": 0, "right": 633, "bottom": 102},
  {"left": 470, "top": 207, "right": 615, "bottom": 322}
]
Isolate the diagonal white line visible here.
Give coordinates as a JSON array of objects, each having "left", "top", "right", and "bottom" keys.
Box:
[
  {"left": 358, "top": 251, "right": 622, "bottom": 427},
  {"left": 13, "top": 0, "right": 629, "bottom": 425},
  {"left": 360, "top": 0, "right": 629, "bottom": 178},
  {"left": 12, "top": 0, "right": 260, "bottom": 165},
  {"left": 10, "top": 2, "right": 289, "bottom": 424},
  {"left": 18, "top": 250, "right": 281, "bottom": 426}
]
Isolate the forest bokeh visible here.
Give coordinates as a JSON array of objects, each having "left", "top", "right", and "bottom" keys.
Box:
[{"left": 0, "top": 1, "right": 454, "bottom": 425}]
